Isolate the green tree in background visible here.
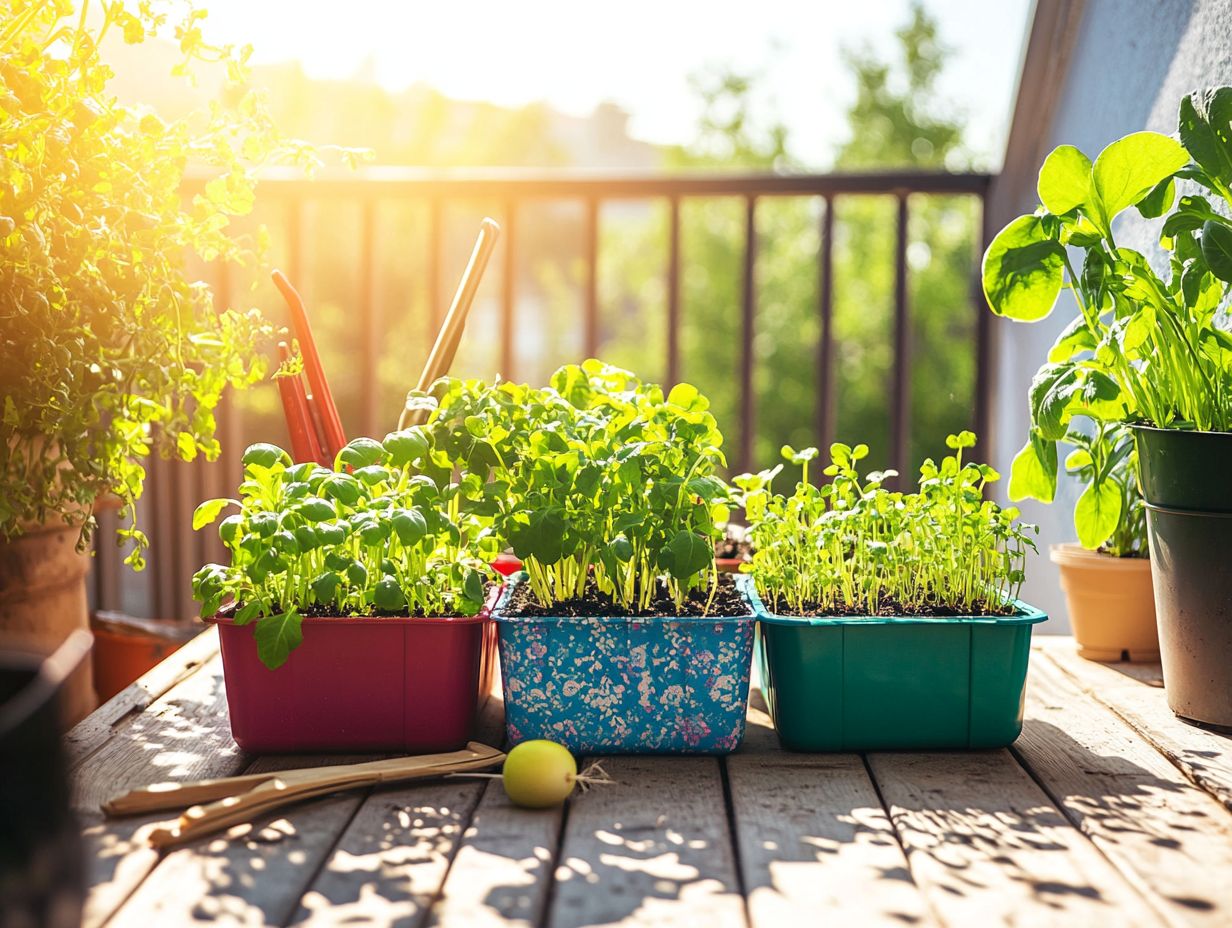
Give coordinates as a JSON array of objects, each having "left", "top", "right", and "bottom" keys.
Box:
[
  {"left": 598, "top": 1, "right": 977, "bottom": 475},
  {"left": 832, "top": 2, "right": 978, "bottom": 473}
]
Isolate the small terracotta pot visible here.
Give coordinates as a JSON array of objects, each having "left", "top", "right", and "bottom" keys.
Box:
[
  {"left": 1050, "top": 543, "right": 1158, "bottom": 662},
  {"left": 0, "top": 519, "right": 95, "bottom": 724},
  {"left": 89, "top": 613, "right": 199, "bottom": 703}
]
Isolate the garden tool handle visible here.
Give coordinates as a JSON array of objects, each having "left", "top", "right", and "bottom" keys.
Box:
[{"left": 399, "top": 218, "right": 501, "bottom": 429}]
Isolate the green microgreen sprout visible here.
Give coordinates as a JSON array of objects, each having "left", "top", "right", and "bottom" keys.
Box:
[
  {"left": 191, "top": 434, "right": 495, "bottom": 669},
  {"left": 736, "top": 432, "right": 1038, "bottom": 617},
  {"left": 423, "top": 359, "right": 732, "bottom": 613}
]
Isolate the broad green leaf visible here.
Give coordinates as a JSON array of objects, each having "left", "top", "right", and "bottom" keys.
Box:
[
  {"left": 311, "top": 571, "right": 339, "bottom": 602},
  {"left": 1090, "top": 132, "right": 1188, "bottom": 227},
  {"left": 1037, "top": 145, "right": 1092, "bottom": 215},
  {"left": 1136, "top": 177, "right": 1176, "bottom": 218},
  {"left": 336, "top": 437, "right": 385, "bottom": 470},
  {"left": 1201, "top": 220, "right": 1232, "bottom": 283},
  {"left": 392, "top": 508, "right": 428, "bottom": 546},
  {"left": 382, "top": 427, "right": 429, "bottom": 467},
  {"left": 1178, "top": 88, "right": 1232, "bottom": 192},
  {"left": 373, "top": 578, "right": 406, "bottom": 612},
  {"left": 1047, "top": 315, "right": 1098, "bottom": 363},
  {"left": 192, "top": 497, "right": 236, "bottom": 531},
  {"left": 1008, "top": 433, "right": 1058, "bottom": 502},
  {"left": 463, "top": 569, "right": 484, "bottom": 603},
  {"left": 1075, "top": 479, "right": 1122, "bottom": 550},
  {"left": 1028, "top": 363, "right": 1082, "bottom": 440},
  {"left": 982, "top": 215, "right": 1065, "bottom": 321},
  {"left": 242, "top": 443, "right": 291, "bottom": 470},
  {"left": 661, "top": 530, "right": 713, "bottom": 580},
  {"left": 254, "top": 611, "right": 303, "bottom": 670}
]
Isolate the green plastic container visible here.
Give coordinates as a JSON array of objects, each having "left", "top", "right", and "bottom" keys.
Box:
[{"left": 739, "top": 576, "right": 1047, "bottom": 751}]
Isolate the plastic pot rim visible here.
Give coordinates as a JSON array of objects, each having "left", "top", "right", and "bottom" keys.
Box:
[
  {"left": 207, "top": 585, "right": 500, "bottom": 629},
  {"left": 736, "top": 574, "right": 1047, "bottom": 627},
  {"left": 1142, "top": 501, "right": 1232, "bottom": 519},
  {"left": 1048, "top": 543, "right": 1150, "bottom": 569},
  {"left": 491, "top": 574, "right": 755, "bottom": 624}
]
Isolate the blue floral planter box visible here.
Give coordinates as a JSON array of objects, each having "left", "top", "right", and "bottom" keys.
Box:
[{"left": 493, "top": 577, "right": 756, "bottom": 754}]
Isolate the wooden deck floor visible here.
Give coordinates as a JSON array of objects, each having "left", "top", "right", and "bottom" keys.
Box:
[{"left": 70, "top": 632, "right": 1232, "bottom": 927}]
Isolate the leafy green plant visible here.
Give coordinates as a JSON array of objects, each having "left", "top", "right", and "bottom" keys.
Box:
[
  {"left": 421, "top": 360, "right": 732, "bottom": 613},
  {"left": 191, "top": 435, "right": 493, "bottom": 669},
  {"left": 0, "top": 1, "right": 329, "bottom": 565},
  {"left": 982, "top": 88, "right": 1232, "bottom": 544},
  {"left": 1055, "top": 424, "right": 1147, "bottom": 557},
  {"left": 736, "top": 433, "right": 1037, "bottom": 616}
]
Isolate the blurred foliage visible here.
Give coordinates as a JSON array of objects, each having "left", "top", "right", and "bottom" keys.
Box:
[
  {"left": 185, "top": 2, "right": 978, "bottom": 489},
  {"left": 595, "top": 1, "right": 978, "bottom": 474},
  {"left": 0, "top": 0, "right": 326, "bottom": 564}
]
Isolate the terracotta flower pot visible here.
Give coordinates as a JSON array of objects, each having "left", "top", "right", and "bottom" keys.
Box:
[
  {"left": 89, "top": 613, "right": 200, "bottom": 703},
  {"left": 1050, "top": 544, "right": 1158, "bottom": 662},
  {"left": 0, "top": 519, "right": 95, "bottom": 724}
]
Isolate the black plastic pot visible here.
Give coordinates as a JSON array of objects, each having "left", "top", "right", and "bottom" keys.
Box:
[
  {"left": 0, "top": 630, "right": 92, "bottom": 928},
  {"left": 1132, "top": 425, "right": 1232, "bottom": 730}
]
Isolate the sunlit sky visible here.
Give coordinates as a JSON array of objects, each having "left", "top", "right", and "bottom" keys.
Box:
[{"left": 192, "top": 0, "right": 1033, "bottom": 167}]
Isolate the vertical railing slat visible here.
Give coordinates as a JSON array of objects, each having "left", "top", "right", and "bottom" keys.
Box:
[
  {"left": 890, "top": 192, "right": 911, "bottom": 486},
  {"left": 427, "top": 198, "right": 442, "bottom": 350},
  {"left": 816, "top": 195, "right": 836, "bottom": 463},
  {"left": 974, "top": 193, "right": 993, "bottom": 454},
  {"left": 666, "top": 196, "right": 681, "bottom": 387},
  {"left": 501, "top": 200, "right": 517, "bottom": 381},
  {"left": 359, "top": 201, "right": 379, "bottom": 436},
  {"left": 739, "top": 196, "right": 757, "bottom": 475},
  {"left": 583, "top": 198, "right": 599, "bottom": 358}
]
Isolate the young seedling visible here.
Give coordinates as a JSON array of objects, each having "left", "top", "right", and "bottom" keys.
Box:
[
  {"left": 191, "top": 434, "right": 495, "bottom": 669},
  {"left": 737, "top": 432, "right": 1038, "bottom": 616},
  {"left": 424, "top": 360, "right": 733, "bottom": 613}
]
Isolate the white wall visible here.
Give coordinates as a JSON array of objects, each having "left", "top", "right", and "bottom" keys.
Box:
[{"left": 990, "top": 0, "right": 1232, "bottom": 632}]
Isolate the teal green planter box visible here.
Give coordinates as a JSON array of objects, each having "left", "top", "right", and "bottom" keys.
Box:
[{"left": 739, "top": 576, "right": 1047, "bottom": 751}]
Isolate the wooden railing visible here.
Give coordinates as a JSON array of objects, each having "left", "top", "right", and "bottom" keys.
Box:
[{"left": 90, "top": 168, "right": 995, "bottom": 620}]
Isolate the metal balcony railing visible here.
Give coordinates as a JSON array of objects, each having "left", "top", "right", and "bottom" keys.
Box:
[{"left": 90, "top": 168, "right": 995, "bottom": 621}]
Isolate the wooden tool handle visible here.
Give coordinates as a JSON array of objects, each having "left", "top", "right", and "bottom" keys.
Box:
[
  {"left": 399, "top": 218, "right": 501, "bottom": 429},
  {"left": 104, "top": 743, "right": 503, "bottom": 817},
  {"left": 145, "top": 748, "right": 505, "bottom": 850}
]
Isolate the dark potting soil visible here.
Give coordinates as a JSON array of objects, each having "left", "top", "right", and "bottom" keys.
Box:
[
  {"left": 768, "top": 597, "right": 1019, "bottom": 618},
  {"left": 505, "top": 572, "right": 752, "bottom": 618},
  {"left": 246, "top": 588, "right": 498, "bottom": 620}
]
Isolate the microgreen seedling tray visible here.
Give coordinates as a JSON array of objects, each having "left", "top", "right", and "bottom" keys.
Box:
[
  {"left": 493, "top": 575, "right": 756, "bottom": 754},
  {"left": 209, "top": 594, "right": 497, "bottom": 753},
  {"left": 738, "top": 576, "right": 1047, "bottom": 751}
]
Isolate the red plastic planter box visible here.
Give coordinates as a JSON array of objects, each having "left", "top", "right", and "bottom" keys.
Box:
[{"left": 210, "top": 602, "right": 495, "bottom": 753}]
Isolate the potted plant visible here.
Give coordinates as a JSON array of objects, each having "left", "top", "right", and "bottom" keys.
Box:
[
  {"left": 982, "top": 88, "right": 1232, "bottom": 728},
  {"left": 191, "top": 435, "right": 496, "bottom": 752},
  {"left": 735, "top": 433, "right": 1045, "bottom": 751},
  {"left": 1040, "top": 424, "right": 1156, "bottom": 661},
  {"left": 423, "top": 360, "right": 756, "bottom": 754},
  {"left": 0, "top": 2, "right": 302, "bottom": 721}
]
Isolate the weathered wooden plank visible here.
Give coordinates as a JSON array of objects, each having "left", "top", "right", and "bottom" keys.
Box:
[
  {"left": 728, "top": 699, "right": 931, "bottom": 926},
  {"left": 546, "top": 756, "right": 746, "bottom": 928},
  {"left": 74, "top": 652, "right": 248, "bottom": 928},
  {"left": 1016, "top": 655, "right": 1232, "bottom": 925},
  {"left": 1037, "top": 639, "right": 1232, "bottom": 811},
  {"left": 284, "top": 688, "right": 508, "bottom": 927},
  {"left": 868, "top": 750, "right": 1159, "bottom": 926},
  {"left": 426, "top": 775, "right": 563, "bottom": 928},
  {"left": 292, "top": 777, "right": 484, "bottom": 926},
  {"left": 105, "top": 753, "right": 379, "bottom": 928},
  {"left": 65, "top": 626, "right": 219, "bottom": 770}
]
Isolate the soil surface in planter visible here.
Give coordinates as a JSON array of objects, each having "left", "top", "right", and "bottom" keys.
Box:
[
  {"left": 251, "top": 585, "right": 499, "bottom": 619},
  {"left": 761, "top": 595, "right": 1021, "bottom": 618},
  {"left": 506, "top": 573, "right": 752, "bottom": 618}
]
